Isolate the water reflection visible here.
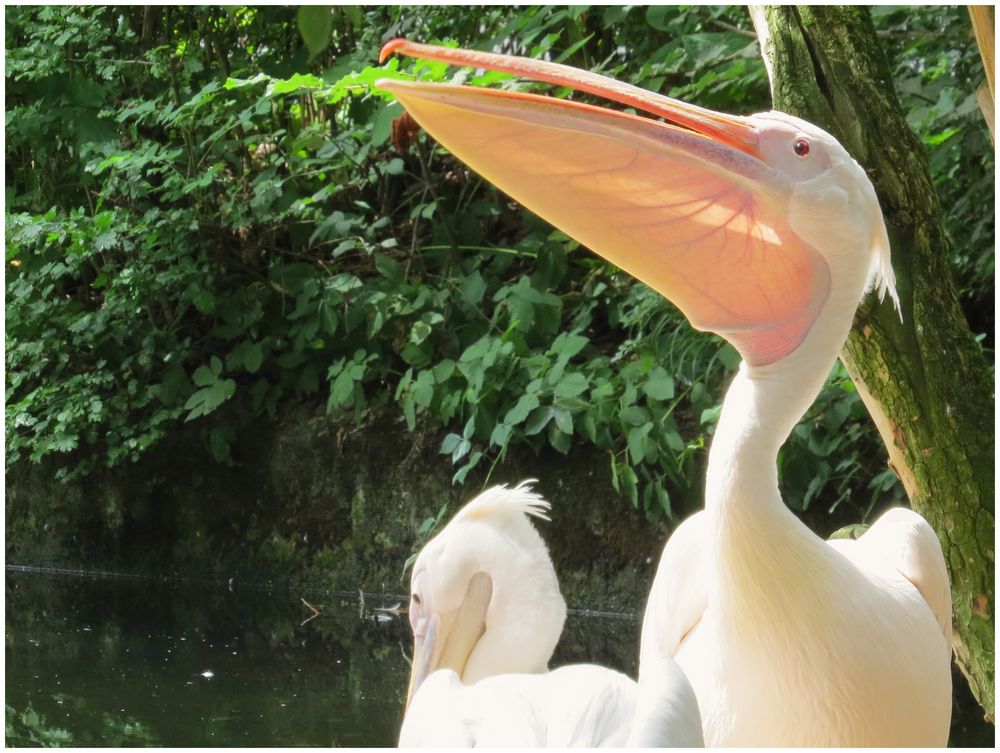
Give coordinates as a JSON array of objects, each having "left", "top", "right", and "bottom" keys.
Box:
[{"left": 5, "top": 570, "right": 638, "bottom": 747}]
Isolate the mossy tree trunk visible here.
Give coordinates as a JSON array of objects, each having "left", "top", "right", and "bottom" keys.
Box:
[{"left": 750, "top": 5, "right": 995, "bottom": 721}]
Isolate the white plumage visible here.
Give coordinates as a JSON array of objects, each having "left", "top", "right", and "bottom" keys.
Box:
[
  {"left": 399, "top": 481, "right": 703, "bottom": 748},
  {"left": 381, "top": 39, "right": 954, "bottom": 747}
]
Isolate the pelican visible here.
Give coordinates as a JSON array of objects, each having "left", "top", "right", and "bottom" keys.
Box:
[
  {"left": 378, "top": 40, "right": 953, "bottom": 746},
  {"left": 399, "top": 481, "right": 703, "bottom": 747}
]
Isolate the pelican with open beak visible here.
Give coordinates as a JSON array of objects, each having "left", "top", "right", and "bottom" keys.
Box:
[{"left": 378, "top": 39, "right": 951, "bottom": 748}]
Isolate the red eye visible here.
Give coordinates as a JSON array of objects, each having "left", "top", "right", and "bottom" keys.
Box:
[{"left": 793, "top": 138, "right": 811, "bottom": 157}]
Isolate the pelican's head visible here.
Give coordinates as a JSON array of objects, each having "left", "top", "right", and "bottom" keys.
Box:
[
  {"left": 377, "top": 40, "right": 898, "bottom": 369},
  {"left": 404, "top": 480, "right": 566, "bottom": 708}
]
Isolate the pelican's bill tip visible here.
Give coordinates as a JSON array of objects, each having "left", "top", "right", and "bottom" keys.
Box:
[{"left": 379, "top": 38, "right": 409, "bottom": 64}]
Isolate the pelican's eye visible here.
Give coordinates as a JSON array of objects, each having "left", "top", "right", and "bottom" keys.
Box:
[
  {"left": 411, "top": 593, "right": 422, "bottom": 605},
  {"left": 793, "top": 138, "right": 811, "bottom": 158}
]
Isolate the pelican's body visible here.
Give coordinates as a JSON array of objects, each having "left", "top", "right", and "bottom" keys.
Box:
[
  {"left": 399, "top": 482, "right": 703, "bottom": 747},
  {"left": 650, "top": 496, "right": 951, "bottom": 745},
  {"left": 400, "top": 665, "right": 637, "bottom": 747},
  {"left": 378, "top": 40, "right": 953, "bottom": 747}
]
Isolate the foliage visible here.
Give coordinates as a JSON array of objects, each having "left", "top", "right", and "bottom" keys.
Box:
[
  {"left": 5, "top": 701, "right": 160, "bottom": 747},
  {"left": 6, "top": 705, "right": 73, "bottom": 747},
  {"left": 5, "top": 6, "right": 992, "bottom": 525},
  {"left": 873, "top": 6, "right": 995, "bottom": 342}
]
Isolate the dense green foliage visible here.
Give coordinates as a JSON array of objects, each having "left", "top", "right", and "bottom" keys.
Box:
[
  {"left": 872, "top": 6, "right": 995, "bottom": 340},
  {"left": 5, "top": 6, "right": 993, "bottom": 524}
]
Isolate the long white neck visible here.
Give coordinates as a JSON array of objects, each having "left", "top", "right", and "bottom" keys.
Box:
[{"left": 705, "top": 274, "right": 864, "bottom": 564}]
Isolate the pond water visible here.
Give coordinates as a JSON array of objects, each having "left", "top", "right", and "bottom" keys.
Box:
[
  {"left": 5, "top": 568, "right": 638, "bottom": 747},
  {"left": 6, "top": 568, "right": 992, "bottom": 747}
]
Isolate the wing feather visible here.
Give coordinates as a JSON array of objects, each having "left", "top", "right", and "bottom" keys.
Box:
[
  {"left": 830, "top": 507, "right": 952, "bottom": 643},
  {"left": 639, "top": 511, "right": 708, "bottom": 663}
]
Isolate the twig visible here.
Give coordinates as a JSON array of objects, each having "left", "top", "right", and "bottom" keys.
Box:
[
  {"left": 300, "top": 596, "right": 320, "bottom": 626},
  {"left": 704, "top": 16, "right": 757, "bottom": 40},
  {"left": 68, "top": 57, "right": 155, "bottom": 66}
]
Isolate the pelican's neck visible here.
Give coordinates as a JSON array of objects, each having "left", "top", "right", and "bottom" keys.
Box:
[{"left": 706, "top": 291, "right": 857, "bottom": 527}]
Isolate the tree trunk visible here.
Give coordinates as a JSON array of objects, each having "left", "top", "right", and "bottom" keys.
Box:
[
  {"left": 968, "top": 6, "right": 995, "bottom": 141},
  {"left": 750, "top": 5, "right": 995, "bottom": 721}
]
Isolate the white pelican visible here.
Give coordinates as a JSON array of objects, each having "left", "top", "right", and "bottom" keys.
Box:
[
  {"left": 378, "top": 41, "right": 953, "bottom": 746},
  {"left": 399, "top": 481, "right": 703, "bottom": 747}
]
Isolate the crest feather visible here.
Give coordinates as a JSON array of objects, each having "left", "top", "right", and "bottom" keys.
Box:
[
  {"left": 867, "top": 205, "right": 901, "bottom": 320},
  {"left": 455, "top": 479, "right": 552, "bottom": 523}
]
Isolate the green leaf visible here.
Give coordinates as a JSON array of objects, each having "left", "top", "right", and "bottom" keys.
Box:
[
  {"left": 224, "top": 73, "right": 269, "bottom": 90},
  {"left": 53, "top": 434, "right": 79, "bottom": 453},
  {"left": 375, "top": 254, "right": 403, "bottom": 283},
  {"left": 192, "top": 288, "right": 216, "bottom": 315},
  {"left": 718, "top": 344, "right": 741, "bottom": 370},
  {"left": 192, "top": 365, "right": 215, "bottom": 388},
  {"left": 461, "top": 271, "right": 487, "bottom": 306},
  {"left": 828, "top": 523, "right": 870, "bottom": 541},
  {"left": 371, "top": 102, "right": 403, "bottom": 146},
  {"left": 700, "top": 405, "right": 722, "bottom": 426},
  {"left": 268, "top": 72, "right": 326, "bottom": 96},
  {"left": 416, "top": 515, "right": 436, "bottom": 535},
  {"left": 411, "top": 370, "right": 435, "bottom": 407},
  {"left": 552, "top": 406, "right": 573, "bottom": 435},
  {"left": 330, "top": 369, "right": 355, "bottom": 407},
  {"left": 452, "top": 450, "right": 482, "bottom": 484},
  {"left": 548, "top": 421, "right": 571, "bottom": 454},
  {"left": 462, "top": 416, "right": 476, "bottom": 440},
  {"left": 183, "top": 379, "right": 235, "bottom": 421},
  {"left": 243, "top": 342, "right": 264, "bottom": 373},
  {"left": 619, "top": 405, "right": 649, "bottom": 426},
  {"left": 504, "top": 393, "right": 540, "bottom": 426},
  {"left": 555, "top": 34, "right": 595, "bottom": 64},
  {"left": 401, "top": 396, "right": 416, "bottom": 430},
  {"left": 401, "top": 341, "right": 431, "bottom": 368},
  {"left": 553, "top": 371, "right": 589, "bottom": 399},
  {"left": 440, "top": 433, "right": 462, "bottom": 455},
  {"left": 643, "top": 367, "right": 675, "bottom": 401},
  {"left": 213, "top": 378, "right": 236, "bottom": 402},
  {"left": 664, "top": 429, "right": 685, "bottom": 453},
  {"left": 654, "top": 484, "right": 672, "bottom": 519},
  {"left": 451, "top": 437, "right": 471, "bottom": 463},
  {"left": 550, "top": 331, "right": 589, "bottom": 361},
  {"left": 645, "top": 5, "right": 675, "bottom": 32},
  {"left": 628, "top": 422, "right": 653, "bottom": 464},
  {"left": 297, "top": 6, "right": 333, "bottom": 61},
  {"left": 524, "top": 406, "right": 553, "bottom": 436},
  {"left": 209, "top": 426, "right": 236, "bottom": 465},
  {"left": 68, "top": 314, "right": 92, "bottom": 334},
  {"left": 924, "top": 127, "right": 959, "bottom": 146},
  {"left": 490, "top": 422, "right": 512, "bottom": 448},
  {"left": 432, "top": 359, "right": 456, "bottom": 383}
]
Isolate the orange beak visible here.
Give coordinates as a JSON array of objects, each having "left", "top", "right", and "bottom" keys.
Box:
[{"left": 379, "top": 39, "right": 761, "bottom": 159}]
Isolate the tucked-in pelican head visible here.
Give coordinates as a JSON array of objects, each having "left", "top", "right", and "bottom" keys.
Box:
[{"left": 405, "top": 480, "right": 566, "bottom": 708}]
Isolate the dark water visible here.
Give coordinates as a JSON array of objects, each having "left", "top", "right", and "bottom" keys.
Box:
[
  {"left": 5, "top": 569, "right": 638, "bottom": 747},
  {"left": 6, "top": 569, "right": 992, "bottom": 748}
]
